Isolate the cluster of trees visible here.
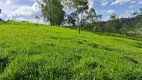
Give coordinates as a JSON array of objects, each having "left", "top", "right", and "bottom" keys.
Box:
[
  {"left": 131, "top": 8, "right": 142, "bottom": 17},
  {"left": 38, "top": 0, "right": 100, "bottom": 34},
  {"left": 0, "top": 0, "right": 141, "bottom": 37},
  {"left": 38, "top": 0, "right": 142, "bottom": 37},
  {"left": 38, "top": 0, "right": 65, "bottom": 26},
  {"left": 84, "top": 8, "right": 142, "bottom": 37}
]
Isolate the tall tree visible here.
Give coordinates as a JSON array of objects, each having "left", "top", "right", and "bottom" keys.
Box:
[
  {"left": 78, "top": 2, "right": 88, "bottom": 32},
  {"left": 96, "top": 15, "right": 102, "bottom": 22},
  {"left": 67, "top": 13, "right": 76, "bottom": 27},
  {"left": 130, "top": 12, "right": 138, "bottom": 18},
  {"left": 0, "top": 9, "right": 1, "bottom": 14},
  {"left": 139, "top": 8, "right": 142, "bottom": 15},
  {"left": 39, "top": 0, "right": 65, "bottom": 26},
  {"left": 110, "top": 14, "right": 117, "bottom": 20},
  {"left": 132, "top": 12, "right": 138, "bottom": 17},
  {"left": 87, "top": 8, "right": 96, "bottom": 23},
  {"left": 0, "top": 9, "right": 2, "bottom": 21},
  {"left": 35, "top": 16, "right": 40, "bottom": 26},
  {"left": 95, "top": 15, "right": 102, "bottom": 31},
  {"left": 63, "top": 0, "right": 88, "bottom": 34},
  {"left": 106, "top": 14, "right": 119, "bottom": 32}
]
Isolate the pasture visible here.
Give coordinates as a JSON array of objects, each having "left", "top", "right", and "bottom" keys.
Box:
[{"left": 0, "top": 22, "right": 142, "bottom": 80}]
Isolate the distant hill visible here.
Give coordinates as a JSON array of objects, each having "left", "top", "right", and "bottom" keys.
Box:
[
  {"left": 101, "top": 15, "right": 142, "bottom": 38},
  {"left": 122, "top": 15, "right": 142, "bottom": 37}
]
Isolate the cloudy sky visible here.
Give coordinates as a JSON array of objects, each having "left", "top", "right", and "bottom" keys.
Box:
[{"left": 0, "top": 0, "right": 142, "bottom": 22}]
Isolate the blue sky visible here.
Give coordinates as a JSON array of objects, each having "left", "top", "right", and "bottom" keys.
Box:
[
  {"left": 0, "top": 0, "right": 142, "bottom": 22},
  {"left": 94, "top": 0, "right": 142, "bottom": 20}
]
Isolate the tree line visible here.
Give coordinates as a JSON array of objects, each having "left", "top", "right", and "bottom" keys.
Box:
[
  {"left": 0, "top": 0, "right": 142, "bottom": 37},
  {"left": 37, "top": 0, "right": 142, "bottom": 37},
  {"left": 37, "top": 0, "right": 104, "bottom": 34}
]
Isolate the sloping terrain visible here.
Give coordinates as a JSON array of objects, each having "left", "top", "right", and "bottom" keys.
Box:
[{"left": 0, "top": 22, "right": 142, "bottom": 80}]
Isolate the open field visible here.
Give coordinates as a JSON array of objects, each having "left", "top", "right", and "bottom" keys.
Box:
[{"left": 0, "top": 22, "right": 142, "bottom": 80}]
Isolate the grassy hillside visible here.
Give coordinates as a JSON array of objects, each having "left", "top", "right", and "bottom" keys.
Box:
[{"left": 0, "top": 22, "right": 142, "bottom": 80}]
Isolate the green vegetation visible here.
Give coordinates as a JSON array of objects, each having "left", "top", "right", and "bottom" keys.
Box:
[
  {"left": 0, "top": 1, "right": 141, "bottom": 79},
  {"left": 82, "top": 9, "right": 142, "bottom": 38},
  {"left": 39, "top": 0, "right": 65, "bottom": 26},
  {"left": 0, "top": 9, "right": 1, "bottom": 14},
  {"left": 0, "top": 22, "right": 142, "bottom": 80}
]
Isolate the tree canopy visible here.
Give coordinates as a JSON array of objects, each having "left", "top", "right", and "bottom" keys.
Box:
[
  {"left": 87, "top": 8, "right": 96, "bottom": 23},
  {"left": 39, "top": 0, "right": 65, "bottom": 26},
  {"left": 0, "top": 9, "right": 1, "bottom": 14},
  {"left": 63, "top": 0, "right": 89, "bottom": 34}
]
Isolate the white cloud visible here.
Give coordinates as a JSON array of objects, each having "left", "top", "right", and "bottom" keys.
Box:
[
  {"left": 101, "top": 1, "right": 109, "bottom": 6},
  {"left": 106, "top": 9, "right": 116, "bottom": 13},
  {"left": 138, "top": 1, "right": 142, "bottom": 4},
  {"left": 100, "top": 0, "right": 107, "bottom": 2},
  {"left": 6, "top": 0, "right": 12, "bottom": 4},
  {"left": 0, "top": 1, "right": 21, "bottom": 19},
  {"left": 99, "top": 0, "right": 109, "bottom": 6},
  {"left": 131, "top": 1, "right": 136, "bottom": 4},
  {"left": 100, "top": 9, "right": 116, "bottom": 14},
  {"left": 10, "top": 7, "right": 34, "bottom": 17},
  {"left": 129, "top": 5, "right": 136, "bottom": 8},
  {"left": 0, "top": 0, "right": 43, "bottom": 23},
  {"left": 8, "top": 2, "right": 41, "bottom": 22},
  {"left": 119, "top": 10, "right": 134, "bottom": 18},
  {"left": 110, "top": 0, "right": 133, "bottom": 5}
]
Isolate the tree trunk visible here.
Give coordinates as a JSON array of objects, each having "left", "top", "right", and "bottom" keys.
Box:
[
  {"left": 77, "top": 11, "right": 80, "bottom": 34},
  {"left": 80, "top": 11, "right": 83, "bottom": 28}
]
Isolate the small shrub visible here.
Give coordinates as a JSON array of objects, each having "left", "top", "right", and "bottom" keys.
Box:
[
  {"left": 88, "top": 43, "right": 98, "bottom": 48},
  {"left": 104, "top": 47, "right": 114, "bottom": 51},
  {"left": 49, "top": 36, "right": 58, "bottom": 39},
  {"left": 46, "top": 43, "right": 56, "bottom": 47},
  {"left": 44, "top": 67, "right": 74, "bottom": 80},
  {"left": 124, "top": 56, "right": 138, "bottom": 64},
  {"left": 14, "top": 62, "right": 40, "bottom": 80},
  {"left": 136, "top": 42, "right": 142, "bottom": 48},
  {"left": 77, "top": 41, "right": 83, "bottom": 44},
  {"left": 122, "top": 70, "right": 140, "bottom": 80},
  {"left": 88, "top": 62, "right": 98, "bottom": 69},
  {"left": 27, "top": 50, "right": 41, "bottom": 55},
  {"left": 0, "top": 56, "right": 9, "bottom": 73}
]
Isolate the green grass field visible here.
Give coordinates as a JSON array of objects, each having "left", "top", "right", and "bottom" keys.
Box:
[{"left": 0, "top": 22, "right": 142, "bottom": 80}]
